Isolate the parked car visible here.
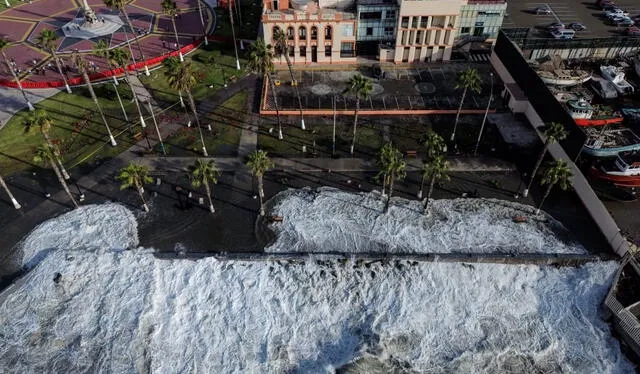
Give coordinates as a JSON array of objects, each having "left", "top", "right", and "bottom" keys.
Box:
[
  {"left": 613, "top": 17, "right": 634, "bottom": 27},
  {"left": 547, "top": 22, "right": 565, "bottom": 30},
  {"left": 569, "top": 22, "right": 587, "bottom": 31},
  {"left": 550, "top": 28, "right": 575, "bottom": 39},
  {"left": 627, "top": 26, "right": 640, "bottom": 36},
  {"left": 597, "top": 0, "right": 615, "bottom": 9},
  {"left": 607, "top": 13, "right": 629, "bottom": 23},
  {"left": 535, "top": 6, "right": 551, "bottom": 15},
  {"left": 602, "top": 5, "right": 619, "bottom": 12},
  {"left": 605, "top": 9, "right": 629, "bottom": 18}
]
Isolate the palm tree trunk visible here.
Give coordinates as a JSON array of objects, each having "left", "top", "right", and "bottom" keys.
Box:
[
  {"left": 113, "top": 83, "right": 131, "bottom": 129},
  {"left": 451, "top": 87, "right": 467, "bottom": 142},
  {"left": 258, "top": 174, "right": 265, "bottom": 216},
  {"left": 137, "top": 185, "right": 149, "bottom": 212},
  {"left": 41, "top": 130, "right": 70, "bottom": 180},
  {"left": 523, "top": 143, "right": 549, "bottom": 197},
  {"left": 196, "top": 0, "right": 208, "bottom": 44},
  {"left": 51, "top": 51, "right": 71, "bottom": 93},
  {"left": 423, "top": 175, "right": 436, "bottom": 212},
  {"left": 204, "top": 179, "right": 214, "bottom": 213},
  {"left": 186, "top": 90, "right": 208, "bottom": 156},
  {"left": 82, "top": 69, "right": 117, "bottom": 146},
  {"left": 350, "top": 95, "right": 359, "bottom": 154},
  {"left": 171, "top": 17, "right": 184, "bottom": 62},
  {"left": 121, "top": 8, "right": 148, "bottom": 74},
  {"left": 48, "top": 157, "right": 78, "bottom": 208},
  {"left": 267, "top": 75, "right": 283, "bottom": 140},
  {"left": 417, "top": 173, "right": 426, "bottom": 198},
  {"left": 2, "top": 51, "right": 34, "bottom": 111},
  {"left": 228, "top": 0, "right": 240, "bottom": 70},
  {"left": 284, "top": 52, "right": 305, "bottom": 130},
  {"left": 123, "top": 70, "right": 147, "bottom": 131},
  {"left": 0, "top": 173, "right": 21, "bottom": 209},
  {"left": 536, "top": 182, "right": 554, "bottom": 214},
  {"left": 384, "top": 174, "right": 394, "bottom": 212},
  {"left": 381, "top": 172, "right": 386, "bottom": 196}
]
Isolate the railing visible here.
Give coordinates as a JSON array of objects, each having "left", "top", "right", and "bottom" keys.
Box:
[
  {"left": 264, "top": 10, "right": 356, "bottom": 21},
  {"left": 603, "top": 254, "right": 640, "bottom": 354}
]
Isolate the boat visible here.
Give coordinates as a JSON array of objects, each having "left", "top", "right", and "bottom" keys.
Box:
[
  {"left": 590, "top": 151, "right": 640, "bottom": 187},
  {"left": 538, "top": 69, "right": 591, "bottom": 86},
  {"left": 622, "top": 108, "right": 640, "bottom": 125},
  {"left": 582, "top": 126, "right": 640, "bottom": 157},
  {"left": 589, "top": 75, "right": 618, "bottom": 99},
  {"left": 634, "top": 57, "right": 640, "bottom": 77},
  {"left": 575, "top": 117, "right": 624, "bottom": 127},
  {"left": 600, "top": 65, "right": 635, "bottom": 95},
  {"left": 565, "top": 97, "right": 624, "bottom": 126}
]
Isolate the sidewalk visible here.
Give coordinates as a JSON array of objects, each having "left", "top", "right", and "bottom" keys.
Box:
[{"left": 0, "top": 86, "right": 60, "bottom": 129}]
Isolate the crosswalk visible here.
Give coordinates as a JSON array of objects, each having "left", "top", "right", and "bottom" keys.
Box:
[{"left": 469, "top": 54, "right": 490, "bottom": 62}]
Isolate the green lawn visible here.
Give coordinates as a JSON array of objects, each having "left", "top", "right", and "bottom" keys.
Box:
[
  {"left": 214, "top": 2, "right": 262, "bottom": 40},
  {"left": 0, "top": 84, "right": 139, "bottom": 175},
  {"left": 140, "top": 43, "right": 247, "bottom": 105},
  {"left": 162, "top": 91, "right": 247, "bottom": 156}
]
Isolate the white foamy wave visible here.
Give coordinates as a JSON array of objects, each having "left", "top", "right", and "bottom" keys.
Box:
[{"left": 265, "top": 187, "right": 585, "bottom": 254}]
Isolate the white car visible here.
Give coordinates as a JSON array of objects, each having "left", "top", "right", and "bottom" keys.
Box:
[{"left": 605, "top": 9, "right": 629, "bottom": 18}]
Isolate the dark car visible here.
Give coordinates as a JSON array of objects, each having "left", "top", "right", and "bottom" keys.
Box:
[
  {"left": 535, "top": 6, "right": 551, "bottom": 15},
  {"left": 597, "top": 0, "right": 615, "bottom": 9},
  {"left": 569, "top": 22, "right": 587, "bottom": 31},
  {"left": 627, "top": 26, "right": 640, "bottom": 36},
  {"left": 614, "top": 17, "right": 635, "bottom": 27}
]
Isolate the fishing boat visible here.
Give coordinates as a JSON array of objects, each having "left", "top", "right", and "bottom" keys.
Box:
[
  {"left": 589, "top": 75, "right": 618, "bottom": 99},
  {"left": 590, "top": 152, "right": 640, "bottom": 187},
  {"left": 622, "top": 108, "right": 640, "bottom": 125},
  {"left": 600, "top": 65, "right": 635, "bottom": 95},
  {"left": 582, "top": 126, "right": 640, "bottom": 157},
  {"left": 538, "top": 69, "right": 592, "bottom": 86},
  {"left": 565, "top": 97, "right": 624, "bottom": 126}
]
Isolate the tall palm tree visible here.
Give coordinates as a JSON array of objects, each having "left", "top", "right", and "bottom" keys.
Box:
[
  {"left": 228, "top": 0, "right": 240, "bottom": 70},
  {"left": 166, "top": 61, "right": 209, "bottom": 156},
  {"left": 376, "top": 142, "right": 406, "bottom": 212},
  {"left": 33, "top": 144, "right": 78, "bottom": 208},
  {"left": 423, "top": 129, "right": 446, "bottom": 162},
  {"left": 451, "top": 67, "right": 482, "bottom": 142},
  {"left": 0, "top": 37, "right": 34, "bottom": 111},
  {"left": 36, "top": 29, "right": 72, "bottom": 94},
  {"left": 421, "top": 155, "right": 450, "bottom": 212},
  {"left": 246, "top": 39, "right": 282, "bottom": 139},
  {"left": 189, "top": 159, "right": 220, "bottom": 213},
  {"left": 72, "top": 52, "right": 117, "bottom": 146},
  {"left": 537, "top": 160, "right": 572, "bottom": 214},
  {"left": 273, "top": 28, "right": 305, "bottom": 130},
  {"left": 94, "top": 40, "right": 130, "bottom": 127},
  {"left": 103, "top": 0, "right": 149, "bottom": 75},
  {"left": 246, "top": 150, "right": 274, "bottom": 216},
  {"left": 109, "top": 47, "right": 148, "bottom": 134},
  {"left": 0, "top": 172, "right": 21, "bottom": 209},
  {"left": 344, "top": 73, "right": 373, "bottom": 155},
  {"left": 25, "top": 109, "right": 70, "bottom": 180},
  {"left": 523, "top": 122, "right": 568, "bottom": 197},
  {"left": 117, "top": 162, "right": 153, "bottom": 212},
  {"left": 161, "top": 0, "right": 184, "bottom": 62}
]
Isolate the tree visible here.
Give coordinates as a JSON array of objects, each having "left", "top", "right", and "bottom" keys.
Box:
[
  {"left": 227, "top": 0, "right": 240, "bottom": 70},
  {"left": 423, "top": 129, "right": 447, "bottom": 161},
  {"left": 273, "top": 28, "right": 305, "bottom": 130},
  {"left": 72, "top": 52, "right": 117, "bottom": 146},
  {"left": 189, "top": 159, "right": 220, "bottom": 213},
  {"left": 421, "top": 155, "right": 450, "bottom": 212},
  {"left": 246, "top": 39, "right": 283, "bottom": 139},
  {"left": 94, "top": 40, "right": 130, "bottom": 128},
  {"left": 33, "top": 144, "right": 78, "bottom": 208},
  {"left": 344, "top": 73, "right": 373, "bottom": 154},
  {"left": 117, "top": 162, "right": 153, "bottom": 212},
  {"left": 103, "top": 0, "right": 149, "bottom": 75},
  {"left": 0, "top": 172, "right": 21, "bottom": 209},
  {"left": 25, "top": 109, "right": 70, "bottom": 180},
  {"left": 0, "top": 37, "right": 34, "bottom": 111},
  {"left": 36, "top": 29, "right": 72, "bottom": 94},
  {"left": 523, "top": 122, "right": 568, "bottom": 197},
  {"left": 109, "top": 47, "right": 148, "bottom": 136},
  {"left": 537, "top": 160, "right": 572, "bottom": 214},
  {"left": 451, "top": 67, "right": 482, "bottom": 142},
  {"left": 161, "top": 0, "right": 184, "bottom": 62},
  {"left": 376, "top": 143, "right": 406, "bottom": 212},
  {"left": 246, "top": 150, "right": 274, "bottom": 216},
  {"left": 166, "top": 61, "right": 209, "bottom": 156}
]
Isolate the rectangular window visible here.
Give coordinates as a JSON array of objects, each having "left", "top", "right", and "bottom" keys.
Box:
[
  {"left": 341, "top": 24, "right": 353, "bottom": 37},
  {"left": 401, "top": 30, "right": 407, "bottom": 45},
  {"left": 289, "top": 47, "right": 295, "bottom": 57},
  {"left": 460, "top": 27, "right": 470, "bottom": 34},
  {"left": 272, "top": 0, "right": 278, "bottom": 10},
  {"left": 411, "top": 16, "right": 418, "bottom": 28},
  {"left": 325, "top": 27, "right": 332, "bottom": 40},
  {"left": 384, "top": 27, "right": 394, "bottom": 36},
  {"left": 402, "top": 47, "right": 409, "bottom": 62},
  {"left": 401, "top": 16, "right": 409, "bottom": 28},
  {"left": 415, "top": 30, "right": 422, "bottom": 44},
  {"left": 340, "top": 42, "right": 354, "bottom": 57},
  {"left": 360, "top": 11, "right": 382, "bottom": 19},
  {"left": 385, "top": 10, "right": 396, "bottom": 19},
  {"left": 366, "top": 27, "right": 373, "bottom": 36},
  {"left": 325, "top": 45, "right": 332, "bottom": 57},
  {"left": 300, "top": 45, "right": 306, "bottom": 57},
  {"left": 420, "top": 16, "right": 428, "bottom": 28}
]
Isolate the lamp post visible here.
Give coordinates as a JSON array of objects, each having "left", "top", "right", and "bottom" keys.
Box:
[{"left": 474, "top": 72, "right": 493, "bottom": 157}]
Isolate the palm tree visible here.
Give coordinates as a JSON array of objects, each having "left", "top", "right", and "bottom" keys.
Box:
[
  {"left": 103, "top": 0, "right": 149, "bottom": 75},
  {"left": 523, "top": 122, "right": 568, "bottom": 197},
  {"left": 451, "top": 67, "right": 482, "bottom": 142},
  {"left": 25, "top": 109, "right": 70, "bottom": 180},
  {"left": 246, "top": 150, "right": 274, "bottom": 216},
  {"left": 344, "top": 73, "right": 373, "bottom": 155},
  {"left": 117, "top": 162, "right": 153, "bottom": 212},
  {"left": 189, "top": 159, "right": 220, "bottom": 213},
  {"left": 166, "top": 61, "right": 209, "bottom": 156},
  {"left": 273, "top": 28, "right": 305, "bottom": 130},
  {"left": 109, "top": 47, "right": 148, "bottom": 134},
  {"left": 0, "top": 37, "right": 34, "bottom": 111},
  {"left": 246, "top": 39, "right": 282, "bottom": 139},
  {"left": 537, "top": 160, "right": 572, "bottom": 214},
  {"left": 94, "top": 40, "right": 130, "bottom": 127},
  {"left": 0, "top": 172, "right": 21, "bottom": 209},
  {"left": 423, "top": 129, "right": 447, "bottom": 161},
  {"left": 72, "top": 52, "right": 117, "bottom": 146},
  {"left": 228, "top": 0, "right": 240, "bottom": 70},
  {"left": 376, "top": 143, "right": 406, "bottom": 212},
  {"left": 421, "top": 155, "right": 450, "bottom": 212},
  {"left": 33, "top": 144, "right": 78, "bottom": 208},
  {"left": 36, "top": 29, "right": 72, "bottom": 94},
  {"left": 161, "top": 0, "right": 184, "bottom": 62}
]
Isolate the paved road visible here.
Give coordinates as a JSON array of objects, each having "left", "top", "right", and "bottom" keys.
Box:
[{"left": 0, "top": 86, "right": 60, "bottom": 128}]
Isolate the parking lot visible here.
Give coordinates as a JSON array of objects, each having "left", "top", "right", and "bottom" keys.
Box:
[{"left": 502, "top": 0, "right": 640, "bottom": 38}]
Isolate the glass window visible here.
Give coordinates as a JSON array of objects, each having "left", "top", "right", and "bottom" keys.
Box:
[
  {"left": 325, "top": 26, "right": 332, "bottom": 40},
  {"left": 420, "top": 16, "right": 428, "bottom": 28},
  {"left": 341, "top": 24, "right": 353, "bottom": 37},
  {"left": 460, "top": 27, "right": 470, "bottom": 34},
  {"left": 340, "top": 42, "right": 354, "bottom": 57},
  {"left": 401, "top": 17, "right": 409, "bottom": 28},
  {"left": 386, "top": 10, "right": 396, "bottom": 19},
  {"left": 272, "top": 0, "right": 278, "bottom": 10},
  {"left": 299, "top": 26, "right": 307, "bottom": 39},
  {"left": 360, "top": 11, "right": 382, "bottom": 19},
  {"left": 415, "top": 30, "right": 422, "bottom": 44},
  {"left": 311, "top": 26, "right": 317, "bottom": 40},
  {"left": 289, "top": 47, "right": 294, "bottom": 57},
  {"left": 384, "top": 27, "right": 394, "bottom": 36},
  {"left": 366, "top": 27, "right": 373, "bottom": 36},
  {"left": 325, "top": 45, "right": 331, "bottom": 57},
  {"left": 300, "top": 45, "right": 306, "bottom": 57},
  {"left": 411, "top": 17, "right": 418, "bottom": 28},
  {"left": 287, "top": 27, "right": 294, "bottom": 40}
]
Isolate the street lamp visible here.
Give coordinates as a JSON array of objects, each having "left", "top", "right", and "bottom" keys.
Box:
[{"left": 474, "top": 72, "right": 493, "bottom": 157}]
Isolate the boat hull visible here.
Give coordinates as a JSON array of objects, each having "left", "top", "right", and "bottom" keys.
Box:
[
  {"left": 575, "top": 117, "right": 624, "bottom": 126},
  {"left": 540, "top": 75, "right": 591, "bottom": 87},
  {"left": 590, "top": 167, "right": 640, "bottom": 187},
  {"left": 583, "top": 143, "right": 640, "bottom": 157}
]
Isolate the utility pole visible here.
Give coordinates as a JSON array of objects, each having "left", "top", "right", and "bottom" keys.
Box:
[{"left": 474, "top": 72, "right": 493, "bottom": 156}]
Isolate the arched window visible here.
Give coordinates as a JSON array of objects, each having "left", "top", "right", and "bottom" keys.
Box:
[
  {"left": 272, "top": 26, "right": 281, "bottom": 37},
  {"left": 311, "top": 26, "right": 318, "bottom": 40},
  {"left": 287, "top": 26, "right": 294, "bottom": 40},
  {"left": 299, "top": 26, "right": 307, "bottom": 40},
  {"left": 325, "top": 26, "right": 332, "bottom": 40}
]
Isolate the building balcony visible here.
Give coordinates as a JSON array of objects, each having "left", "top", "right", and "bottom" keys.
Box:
[{"left": 263, "top": 9, "right": 356, "bottom": 22}]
